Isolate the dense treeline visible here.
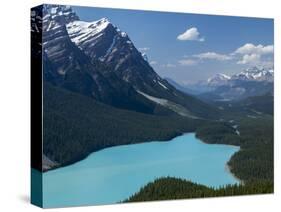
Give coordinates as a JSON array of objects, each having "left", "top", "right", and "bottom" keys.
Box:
[
  {"left": 228, "top": 116, "right": 273, "bottom": 182},
  {"left": 196, "top": 122, "right": 241, "bottom": 146},
  {"left": 195, "top": 115, "right": 273, "bottom": 183},
  {"left": 43, "top": 83, "right": 203, "bottom": 169},
  {"left": 125, "top": 177, "right": 273, "bottom": 202},
  {"left": 124, "top": 104, "right": 274, "bottom": 202},
  {"left": 236, "top": 94, "right": 273, "bottom": 115}
]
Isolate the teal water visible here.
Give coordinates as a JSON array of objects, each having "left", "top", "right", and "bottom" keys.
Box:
[{"left": 42, "top": 133, "right": 240, "bottom": 207}]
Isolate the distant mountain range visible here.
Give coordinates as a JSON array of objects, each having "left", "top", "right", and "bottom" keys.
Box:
[
  {"left": 168, "top": 66, "right": 274, "bottom": 102},
  {"left": 33, "top": 5, "right": 219, "bottom": 119},
  {"left": 231, "top": 67, "right": 273, "bottom": 82}
]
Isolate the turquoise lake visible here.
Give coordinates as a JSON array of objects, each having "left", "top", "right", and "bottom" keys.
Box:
[{"left": 42, "top": 133, "right": 240, "bottom": 207}]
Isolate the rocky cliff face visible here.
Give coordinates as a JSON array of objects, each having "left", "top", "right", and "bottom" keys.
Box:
[{"left": 38, "top": 4, "right": 218, "bottom": 118}]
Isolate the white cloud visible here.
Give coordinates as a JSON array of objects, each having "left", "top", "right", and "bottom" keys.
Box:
[
  {"left": 178, "top": 59, "right": 198, "bottom": 66},
  {"left": 162, "top": 63, "right": 176, "bottom": 68},
  {"left": 234, "top": 43, "right": 273, "bottom": 55},
  {"left": 150, "top": 61, "right": 158, "bottom": 65},
  {"left": 175, "top": 43, "right": 273, "bottom": 68},
  {"left": 166, "top": 63, "right": 176, "bottom": 68},
  {"left": 177, "top": 27, "right": 205, "bottom": 42},
  {"left": 234, "top": 43, "right": 274, "bottom": 66},
  {"left": 237, "top": 54, "right": 261, "bottom": 64},
  {"left": 178, "top": 51, "right": 231, "bottom": 66},
  {"left": 193, "top": 52, "right": 232, "bottom": 61},
  {"left": 138, "top": 47, "right": 150, "bottom": 51}
]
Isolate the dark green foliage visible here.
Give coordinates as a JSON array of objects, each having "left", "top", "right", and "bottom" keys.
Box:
[
  {"left": 196, "top": 122, "right": 241, "bottom": 145},
  {"left": 228, "top": 116, "right": 273, "bottom": 182},
  {"left": 196, "top": 115, "right": 273, "bottom": 183},
  {"left": 43, "top": 83, "right": 202, "bottom": 168},
  {"left": 236, "top": 94, "right": 273, "bottom": 115},
  {"left": 126, "top": 114, "right": 274, "bottom": 202},
  {"left": 125, "top": 177, "right": 273, "bottom": 202},
  {"left": 127, "top": 114, "right": 274, "bottom": 201}
]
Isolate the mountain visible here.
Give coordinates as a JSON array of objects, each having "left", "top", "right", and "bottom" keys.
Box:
[
  {"left": 233, "top": 93, "right": 273, "bottom": 115},
  {"left": 64, "top": 13, "right": 178, "bottom": 97},
  {"left": 231, "top": 66, "right": 274, "bottom": 82},
  {"left": 41, "top": 5, "right": 161, "bottom": 114},
  {"left": 40, "top": 4, "right": 218, "bottom": 119},
  {"left": 207, "top": 73, "right": 230, "bottom": 87},
  {"left": 165, "top": 78, "right": 200, "bottom": 95},
  {"left": 43, "top": 82, "right": 202, "bottom": 170},
  {"left": 177, "top": 74, "right": 231, "bottom": 94},
  {"left": 32, "top": 5, "right": 220, "bottom": 171},
  {"left": 177, "top": 67, "right": 273, "bottom": 102}
]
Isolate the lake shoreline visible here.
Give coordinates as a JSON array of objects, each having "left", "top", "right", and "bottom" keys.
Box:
[
  {"left": 43, "top": 131, "right": 242, "bottom": 183},
  {"left": 225, "top": 163, "right": 243, "bottom": 185},
  {"left": 194, "top": 133, "right": 242, "bottom": 184},
  {"left": 42, "top": 133, "right": 241, "bottom": 207},
  {"left": 42, "top": 131, "right": 244, "bottom": 204},
  {"left": 42, "top": 131, "right": 189, "bottom": 172}
]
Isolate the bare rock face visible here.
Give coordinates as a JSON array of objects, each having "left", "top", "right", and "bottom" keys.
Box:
[{"left": 40, "top": 5, "right": 218, "bottom": 118}]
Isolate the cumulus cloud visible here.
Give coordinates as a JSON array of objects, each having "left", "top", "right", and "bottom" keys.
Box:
[
  {"left": 193, "top": 52, "right": 232, "bottom": 61},
  {"left": 177, "top": 27, "right": 205, "bottom": 41},
  {"left": 234, "top": 43, "right": 273, "bottom": 55},
  {"left": 234, "top": 43, "right": 274, "bottom": 65},
  {"left": 178, "top": 59, "right": 198, "bottom": 66},
  {"left": 237, "top": 54, "right": 261, "bottom": 65},
  {"left": 175, "top": 43, "right": 273, "bottom": 69}
]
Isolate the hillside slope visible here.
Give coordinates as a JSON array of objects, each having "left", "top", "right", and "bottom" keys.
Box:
[{"left": 43, "top": 83, "right": 203, "bottom": 170}]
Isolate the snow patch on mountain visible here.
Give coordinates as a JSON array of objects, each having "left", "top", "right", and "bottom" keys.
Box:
[
  {"left": 137, "top": 91, "right": 197, "bottom": 118},
  {"left": 204, "top": 67, "right": 273, "bottom": 87},
  {"left": 66, "top": 19, "right": 110, "bottom": 46},
  {"left": 137, "top": 91, "right": 167, "bottom": 105},
  {"left": 102, "top": 35, "right": 117, "bottom": 59},
  {"left": 231, "top": 66, "right": 274, "bottom": 82},
  {"left": 43, "top": 5, "right": 79, "bottom": 30},
  {"left": 121, "top": 32, "right": 127, "bottom": 37},
  {"left": 141, "top": 52, "right": 148, "bottom": 61},
  {"left": 207, "top": 73, "right": 231, "bottom": 87},
  {"left": 158, "top": 81, "right": 169, "bottom": 90}
]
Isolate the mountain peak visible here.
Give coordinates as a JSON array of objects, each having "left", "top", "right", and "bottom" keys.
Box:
[
  {"left": 209, "top": 73, "right": 230, "bottom": 80},
  {"left": 207, "top": 73, "right": 230, "bottom": 86},
  {"left": 232, "top": 66, "right": 274, "bottom": 82},
  {"left": 43, "top": 4, "right": 79, "bottom": 32},
  {"left": 97, "top": 17, "right": 110, "bottom": 24}
]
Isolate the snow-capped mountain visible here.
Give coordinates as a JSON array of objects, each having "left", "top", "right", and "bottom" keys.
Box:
[
  {"left": 65, "top": 13, "right": 164, "bottom": 93},
  {"left": 199, "top": 67, "right": 274, "bottom": 101},
  {"left": 173, "top": 67, "right": 274, "bottom": 102},
  {"left": 42, "top": 4, "right": 168, "bottom": 90},
  {"left": 207, "top": 73, "right": 230, "bottom": 87},
  {"left": 206, "top": 67, "right": 273, "bottom": 87},
  {"left": 66, "top": 18, "right": 127, "bottom": 61},
  {"left": 43, "top": 5, "right": 79, "bottom": 32},
  {"left": 231, "top": 66, "right": 274, "bottom": 82},
  {"left": 34, "top": 5, "right": 218, "bottom": 118}
]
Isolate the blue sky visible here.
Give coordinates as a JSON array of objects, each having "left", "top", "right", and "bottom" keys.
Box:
[{"left": 73, "top": 6, "right": 274, "bottom": 84}]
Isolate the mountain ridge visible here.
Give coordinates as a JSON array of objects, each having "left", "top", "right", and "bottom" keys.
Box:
[
  {"left": 170, "top": 66, "right": 274, "bottom": 101},
  {"left": 40, "top": 4, "right": 219, "bottom": 119}
]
